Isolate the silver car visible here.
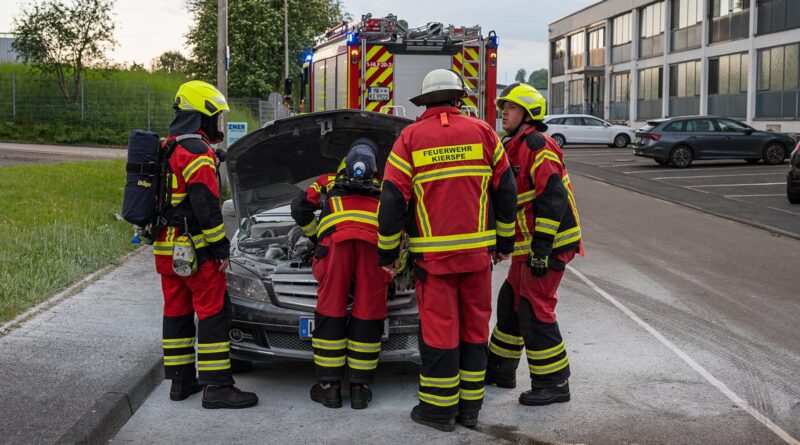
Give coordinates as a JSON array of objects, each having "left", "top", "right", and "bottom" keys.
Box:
[
  {"left": 223, "top": 110, "right": 421, "bottom": 367},
  {"left": 543, "top": 114, "right": 636, "bottom": 148}
]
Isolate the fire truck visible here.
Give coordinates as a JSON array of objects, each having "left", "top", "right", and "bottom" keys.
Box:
[{"left": 299, "top": 14, "right": 500, "bottom": 125}]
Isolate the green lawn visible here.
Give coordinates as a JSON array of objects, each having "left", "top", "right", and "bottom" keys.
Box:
[{"left": 0, "top": 160, "right": 138, "bottom": 323}]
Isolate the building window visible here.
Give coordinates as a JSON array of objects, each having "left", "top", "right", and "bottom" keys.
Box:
[
  {"left": 669, "top": 60, "right": 701, "bottom": 116},
  {"left": 610, "top": 72, "right": 630, "bottom": 122},
  {"left": 550, "top": 82, "right": 565, "bottom": 114},
  {"left": 709, "top": 0, "right": 750, "bottom": 43},
  {"left": 708, "top": 52, "right": 748, "bottom": 118},
  {"left": 757, "top": 0, "right": 800, "bottom": 35},
  {"left": 612, "top": 13, "right": 633, "bottom": 63},
  {"left": 589, "top": 28, "right": 606, "bottom": 66},
  {"left": 672, "top": 0, "right": 703, "bottom": 51},
  {"left": 757, "top": 43, "right": 800, "bottom": 119},
  {"left": 638, "top": 66, "right": 663, "bottom": 119},
  {"left": 569, "top": 33, "right": 585, "bottom": 69},
  {"left": 569, "top": 79, "right": 585, "bottom": 113},
  {"left": 551, "top": 38, "right": 566, "bottom": 77},
  {"left": 640, "top": 2, "right": 665, "bottom": 58}
]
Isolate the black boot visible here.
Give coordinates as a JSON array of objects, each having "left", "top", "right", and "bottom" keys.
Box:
[
  {"left": 519, "top": 380, "right": 570, "bottom": 406},
  {"left": 170, "top": 378, "right": 203, "bottom": 401},
  {"left": 350, "top": 383, "right": 372, "bottom": 410},
  {"left": 310, "top": 382, "right": 342, "bottom": 408},
  {"left": 485, "top": 370, "right": 516, "bottom": 389},
  {"left": 456, "top": 411, "right": 479, "bottom": 428},
  {"left": 410, "top": 405, "right": 456, "bottom": 432},
  {"left": 202, "top": 385, "right": 259, "bottom": 409}
]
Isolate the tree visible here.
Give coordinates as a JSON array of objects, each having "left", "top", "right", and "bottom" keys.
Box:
[
  {"left": 12, "top": 0, "right": 117, "bottom": 102},
  {"left": 152, "top": 51, "right": 192, "bottom": 74},
  {"left": 514, "top": 68, "right": 527, "bottom": 84},
  {"left": 186, "top": 0, "right": 344, "bottom": 98},
  {"left": 527, "top": 68, "right": 549, "bottom": 89}
]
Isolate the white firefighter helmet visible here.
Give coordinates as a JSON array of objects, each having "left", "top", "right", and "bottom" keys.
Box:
[{"left": 409, "top": 69, "right": 471, "bottom": 106}]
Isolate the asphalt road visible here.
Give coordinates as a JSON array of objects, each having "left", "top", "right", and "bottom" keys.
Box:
[
  {"left": 113, "top": 173, "right": 800, "bottom": 445},
  {"left": 0, "top": 142, "right": 125, "bottom": 166}
]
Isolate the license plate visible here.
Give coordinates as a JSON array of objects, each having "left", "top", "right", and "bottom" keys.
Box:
[
  {"left": 300, "top": 317, "right": 390, "bottom": 340},
  {"left": 368, "top": 87, "right": 390, "bottom": 102},
  {"left": 635, "top": 137, "right": 643, "bottom": 145},
  {"left": 299, "top": 317, "right": 315, "bottom": 338}
]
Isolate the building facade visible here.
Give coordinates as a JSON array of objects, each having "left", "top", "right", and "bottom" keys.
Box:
[
  {"left": 0, "top": 33, "right": 18, "bottom": 63},
  {"left": 549, "top": 0, "right": 800, "bottom": 132}
]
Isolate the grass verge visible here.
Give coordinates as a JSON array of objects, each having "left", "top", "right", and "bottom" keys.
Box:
[{"left": 0, "top": 159, "right": 138, "bottom": 323}]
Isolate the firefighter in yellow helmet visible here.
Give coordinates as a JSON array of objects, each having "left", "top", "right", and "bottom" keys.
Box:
[
  {"left": 485, "top": 83, "right": 582, "bottom": 406},
  {"left": 155, "top": 80, "right": 258, "bottom": 409}
]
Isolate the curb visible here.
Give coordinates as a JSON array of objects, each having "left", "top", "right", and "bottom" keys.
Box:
[{"left": 56, "top": 351, "right": 163, "bottom": 445}]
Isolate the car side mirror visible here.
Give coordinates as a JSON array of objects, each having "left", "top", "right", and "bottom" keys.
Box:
[
  {"left": 745, "top": 128, "right": 755, "bottom": 135},
  {"left": 604, "top": 122, "right": 611, "bottom": 127}
]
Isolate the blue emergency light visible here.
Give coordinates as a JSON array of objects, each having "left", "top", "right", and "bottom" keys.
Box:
[
  {"left": 304, "top": 53, "right": 313, "bottom": 62},
  {"left": 347, "top": 32, "right": 358, "bottom": 46},
  {"left": 489, "top": 35, "right": 499, "bottom": 49}
]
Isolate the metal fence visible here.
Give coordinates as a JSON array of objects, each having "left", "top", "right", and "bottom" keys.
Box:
[{"left": 0, "top": 73, "right": 288, "bottom": 138}]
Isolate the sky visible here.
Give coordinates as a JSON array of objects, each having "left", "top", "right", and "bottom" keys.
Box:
[{"left": 0, "top": 0, "right": 598, "bottom": 81}]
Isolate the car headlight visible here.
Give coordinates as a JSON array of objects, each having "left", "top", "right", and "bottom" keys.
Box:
[{"left": 226, "top": 266, "right": 270, "bottom": 302}]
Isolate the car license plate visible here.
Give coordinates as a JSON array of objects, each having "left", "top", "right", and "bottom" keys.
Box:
[
  {"left": 368, "top": 87, "right": 390, "bottom": 102},
  {"left": 635, "top": 137, "right": 643, "bottom": 145},
  {"left": 300, "top": 317, "right": 390, "bottom": 340},
  {"left": 299, "top": 317, "right": 315, "bottom": 339}
]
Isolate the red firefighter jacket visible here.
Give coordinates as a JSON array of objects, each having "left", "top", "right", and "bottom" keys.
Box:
[
  {"left": 153, "top": 132, "right": 228, "bottom": 275},
  {"left": 377, "top": 106, "right": 517, "bottom": 274},
  {"left": 291, "top": 173, "right": 381, "bottom": 245},
  {"left": 505, "top": 125, "right": 582, "bottom": 263}
]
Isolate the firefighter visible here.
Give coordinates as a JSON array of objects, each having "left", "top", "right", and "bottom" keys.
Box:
[
  {"left": 154, "top": 80, "right": 258, "bottom": 409},
  {"left": 290, "top": 138, "right": 391, "bottom": 410},
  {"left": 485, "top": 83, "right": 582, "bottom": 406},
  {"left": 378, "top": 69, "right": 517, "bottom": 431}
]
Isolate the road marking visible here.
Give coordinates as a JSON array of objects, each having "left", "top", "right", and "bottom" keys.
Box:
[
  {"left": 689, "top": 182, "right": 784, "bottom": 188},
  {"left": 653, "top": 173, "right": 786, "bottom": 180},
  {"left": 724, "top": 193, "right": 785, "bottom": 197},
  {"left": 623, "top": 166, "right": 784, "bottom": 174},
  {"left": 567, "top": 266, "right": 800, "bottom": 445}
]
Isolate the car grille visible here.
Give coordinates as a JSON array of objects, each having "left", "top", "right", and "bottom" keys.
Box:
[
  {"left": 266, "top": 333, "right": 418, "bottom": 352},
  {"left": 270, "top": 268, "right": 415, "bottom": 312}
]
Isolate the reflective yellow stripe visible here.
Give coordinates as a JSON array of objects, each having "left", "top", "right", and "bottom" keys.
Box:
[
  {"left": 162, "top": 337, "right": 195, "bottom": 349},
  {"left": 164, "top": 354, "right": 195, "bottom": 366},
  {"left": 478, "top": 176, "right": 489, "bottom": 232},
  {"left": 527, "top": 342, "right": 565, "bottom": 360},
  {"left": 347, "top": 356, "right": 379, "bottom": 370},
  {"left": 311, "top": 183, "right": 321, "bottom": 192},
  {"left": 492, "top": 141, "right": 504, "bottom": 166},
  {"left": 528, "top": 356, "right": 569, "bottom": 375},
  {"left": 517, "top": 190, "right": 536, "bottom": 205},
  {"left": 170, "top": 193, "right": 187, "bottom": 205},
  {"left": 459, "top": 369, "right": 486, "bottom": 382},
  {"left": 512, "top": 241, "right": 530, "bottom": 257},
  {"left": 532, "top": 150, "right": 562, "bottom": 172},
  {"left": 202, "top": 223, "right": 225, "bottom": 243},
  {"left": 301, "top": 219, "right": 318, "bottom": 236},
  {"left": 347, "top": 339, "right": 381, "bottom": 353},
  {"left": 489, "top": 341, "right": 522, "bottom": 359},
  {"left": 313, "top": 354, "right": 346, "bottom": 367},
  {"left": 553, "top": 226, "right": 581, "bottom": 248},
  {"left": 317, "top": 210, "right": 378, "bottom": 235},
  {"left": 413, "top": 182, "right": 432, "bottom": 237},
  {"left": 197, "top": 341, "right": 230, "bottom": 354},
  {"left": 534, "top": 218, "right": 560, "bottom": 236},
  {"left": 413, "top": 165, "right": 492, "bottom": 183},
  {"left": 408, "top": 230, "right": 496, "bottom": 253},
  {"left": 153, "top": 242, "right": 173, "bottom": 256},
  {"left": 418, "top": 391, "right": 459, "bottom": 407},
  {"left": 311, "top": 338, "right": 346, "bottom": 350},
  {"left": 459, "top": 387, "right": 485, "bottom": 400},
  {"left": 496, "top": 220, "right": 515, "bottom": 238},
  {"left": 378, "top": 232, "right": 401, "bottom": 250},
  {"left": 419, "top": 375, "right": 460, "bottom": 388},
  {"left": 197, "top": 359, "right": 231, "bottom": 371},
  {"left": 388, "top": 152, "right": 412, "bottom": 177},
  {"left": 492, "top": 327, "right": 524, "bottom": 345},
  {"left": 182, "top": 156, "right": 215, "bottom": 182}
]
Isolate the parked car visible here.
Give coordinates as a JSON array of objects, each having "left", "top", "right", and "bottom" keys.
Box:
[
  {"left": 543, "top": 114, "right": 636, "bottom": 148},
  {"left": 788, "top": 143, "right": 800, "bottom": 204},
  {"left": 222, "top": 110, "right": 421, "bottom": 366},
  {"left": 633, "top": 116, "right": 795, "bottom": 168}
]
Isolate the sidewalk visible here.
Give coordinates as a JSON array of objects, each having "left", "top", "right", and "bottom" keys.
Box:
[
  {"left": 0, "top": 141, "right": 126, "bottom": 158},
  {"left": 0, "top": 248, "right": 161, "bottom": 445}
]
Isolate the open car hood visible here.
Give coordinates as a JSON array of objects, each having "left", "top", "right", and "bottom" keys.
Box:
[{"left": 226, "top": 110, "right": 413, "bottom": 229}]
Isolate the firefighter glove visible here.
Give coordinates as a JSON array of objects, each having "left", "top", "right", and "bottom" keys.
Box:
[{"left": 528, "top": 254, "right": 549, "bottom": 277}]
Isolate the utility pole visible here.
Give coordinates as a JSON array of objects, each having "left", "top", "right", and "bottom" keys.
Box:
[
  {"left": 284, "top": 0, "right": 289, "bottom": 80},
  {"left": 217, "top": 0, "right": 228, "bottom": 151}
]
